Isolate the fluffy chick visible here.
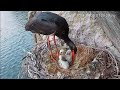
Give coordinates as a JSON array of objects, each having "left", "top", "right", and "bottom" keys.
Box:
[
  {"left": 58, "top": 49, "right": 69, "bottom": 69},
  {"left": 65, "top": 49, "right": 72, "bottom": 63}
]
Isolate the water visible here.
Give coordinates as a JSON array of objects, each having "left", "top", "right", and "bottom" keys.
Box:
[{"left": 0, "top": 11, "right": 34, "bottom": 79}]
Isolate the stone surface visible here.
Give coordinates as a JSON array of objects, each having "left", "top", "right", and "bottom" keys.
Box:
[
  {"left": 33, "top": 11, "right": 120, "bottom": 61},
  {"left": 20, "top": 11, "right": 120, "bottom": 79}
]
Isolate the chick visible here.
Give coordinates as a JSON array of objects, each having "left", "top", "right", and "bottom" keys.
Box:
[
  {"left": 58, "top": 49, "right": 69, "bottom": 69},
  {"left": 58, "top": 55, "right": 69, "bottom": 69},
  {"left": 59, "top": 49, "right": 65, "bottom": 55},
  {"left": 65, "top": 49, "right": 72, "bottom": 63}
]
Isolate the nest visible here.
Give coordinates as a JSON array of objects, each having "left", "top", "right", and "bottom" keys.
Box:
[{"left": 20, "top": 41, "right": 120, "bottom": 79}]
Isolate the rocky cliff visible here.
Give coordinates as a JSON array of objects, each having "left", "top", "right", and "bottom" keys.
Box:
[
  {"left": 34, "top": 11, "right": 120, "bottom": 61},
  {"left": 20, "top": 11, "right": 120, "bottom": 79}
]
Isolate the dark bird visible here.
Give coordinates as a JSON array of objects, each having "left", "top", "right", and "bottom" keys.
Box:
[{"left": 25, "top": 11, "right": 77, "bottom": 54}]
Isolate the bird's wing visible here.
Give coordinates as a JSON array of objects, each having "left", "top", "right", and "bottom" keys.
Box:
[
  {"left": 62, "top": 56, "right": 68, "bottom": 61},
  {"left": 65, "top": 55, "right": 72, "bottom": 62}
]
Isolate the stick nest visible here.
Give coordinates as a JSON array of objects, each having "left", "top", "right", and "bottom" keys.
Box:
[{"left": 20, "top": 41, "right": 120, "bottom": 79}]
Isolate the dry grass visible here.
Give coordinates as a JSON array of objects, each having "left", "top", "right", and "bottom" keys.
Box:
[{"left": 21, "top": 42, "right": 120, "bottom": 79}]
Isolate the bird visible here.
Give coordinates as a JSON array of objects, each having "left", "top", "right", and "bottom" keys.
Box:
[
  {"left": 58, "top": 55, "right": 69, "bottom": 69},
  {"left": 58, "top": 49, "right": 69, "bottom": 69},
  {"left": 65, "top": 49, "right": 72, "bottom": 63},
  {"left": 25, "top": 11, "right": 77, "bottom": 55},
  {"left": 59, "top": 49, "right": 65, "bottom": 55},
  {"left": 48, "top": 35, "right": 61, "bottom": 46}
]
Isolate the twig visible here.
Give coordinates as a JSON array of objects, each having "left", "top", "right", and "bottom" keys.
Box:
[
  {"left": 94, "top": 50, "right": 104, "bottom": 61},
  {"left": 105, "top": 49, "right": 119, "bottom": 75},
  {"left": 114, "top": 75, "right": 120, "bottom": 77}
]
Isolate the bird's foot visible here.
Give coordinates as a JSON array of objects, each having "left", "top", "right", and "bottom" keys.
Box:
[
  {"left": 56, "top": 52, "right": 59, "bottom": 57},
  {"left": 50, "top": 55, "right": 55, "bottom": 62}
]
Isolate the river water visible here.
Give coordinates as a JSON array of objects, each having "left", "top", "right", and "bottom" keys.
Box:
[{"left": 0, "top": 11, "right": 34, "bottom": 79}]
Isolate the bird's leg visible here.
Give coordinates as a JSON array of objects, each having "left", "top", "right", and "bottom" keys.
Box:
[
  {"left": 70, "top": 50, "right": 75, "bottom": 66},
  {"left": 53, "top": 33, "right": 59, "bottom": 57},
  {"left": 47, "top": 36, "right": 55, "bottom": 62},
  {"left": 49, "top": 52, "right": 55, "bottom": 62}
]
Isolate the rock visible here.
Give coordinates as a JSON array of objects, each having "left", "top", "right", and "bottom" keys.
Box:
[
  {"left": 57, "top": 71, "right": 61, "bottom": 78},
  {"left": 20, "top": 11, "right": 120, "bottom": 79},
  {"left": 28, "top": 11, "right": 37, "bottom": 20},
  {"left": 94, "top": 73, "right": 100, "bottom": 79},
  {"left": 65, "top": 50, "right": 72, "bottom": 63}
]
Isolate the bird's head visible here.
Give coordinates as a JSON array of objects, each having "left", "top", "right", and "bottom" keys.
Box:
[
  {"left": 25, "top": 18, "right": 37, "bottom": 33},
  {"left": 64, "top": 37, "right": 77, "bottom": 54},
  {"left": 65, "top": 50, "right": 72, "bottom": 56},
  {"left": 25, "top": 11, "right": 37, "bottom": 32},
  {"left": 59, "top": 49, "right": 65, "bottom": 55}
]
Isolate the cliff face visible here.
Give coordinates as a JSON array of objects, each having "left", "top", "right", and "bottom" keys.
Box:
[
  {"left": 34, "top": 11, "right": 120, "bottom": 61},
  {"left": 20, "top": 11, "right": 120, "bottom": 79}
]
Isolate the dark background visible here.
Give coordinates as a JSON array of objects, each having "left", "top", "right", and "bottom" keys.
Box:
[{"left": 0, "top": 0, "right": 119, "bottom": 10}]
